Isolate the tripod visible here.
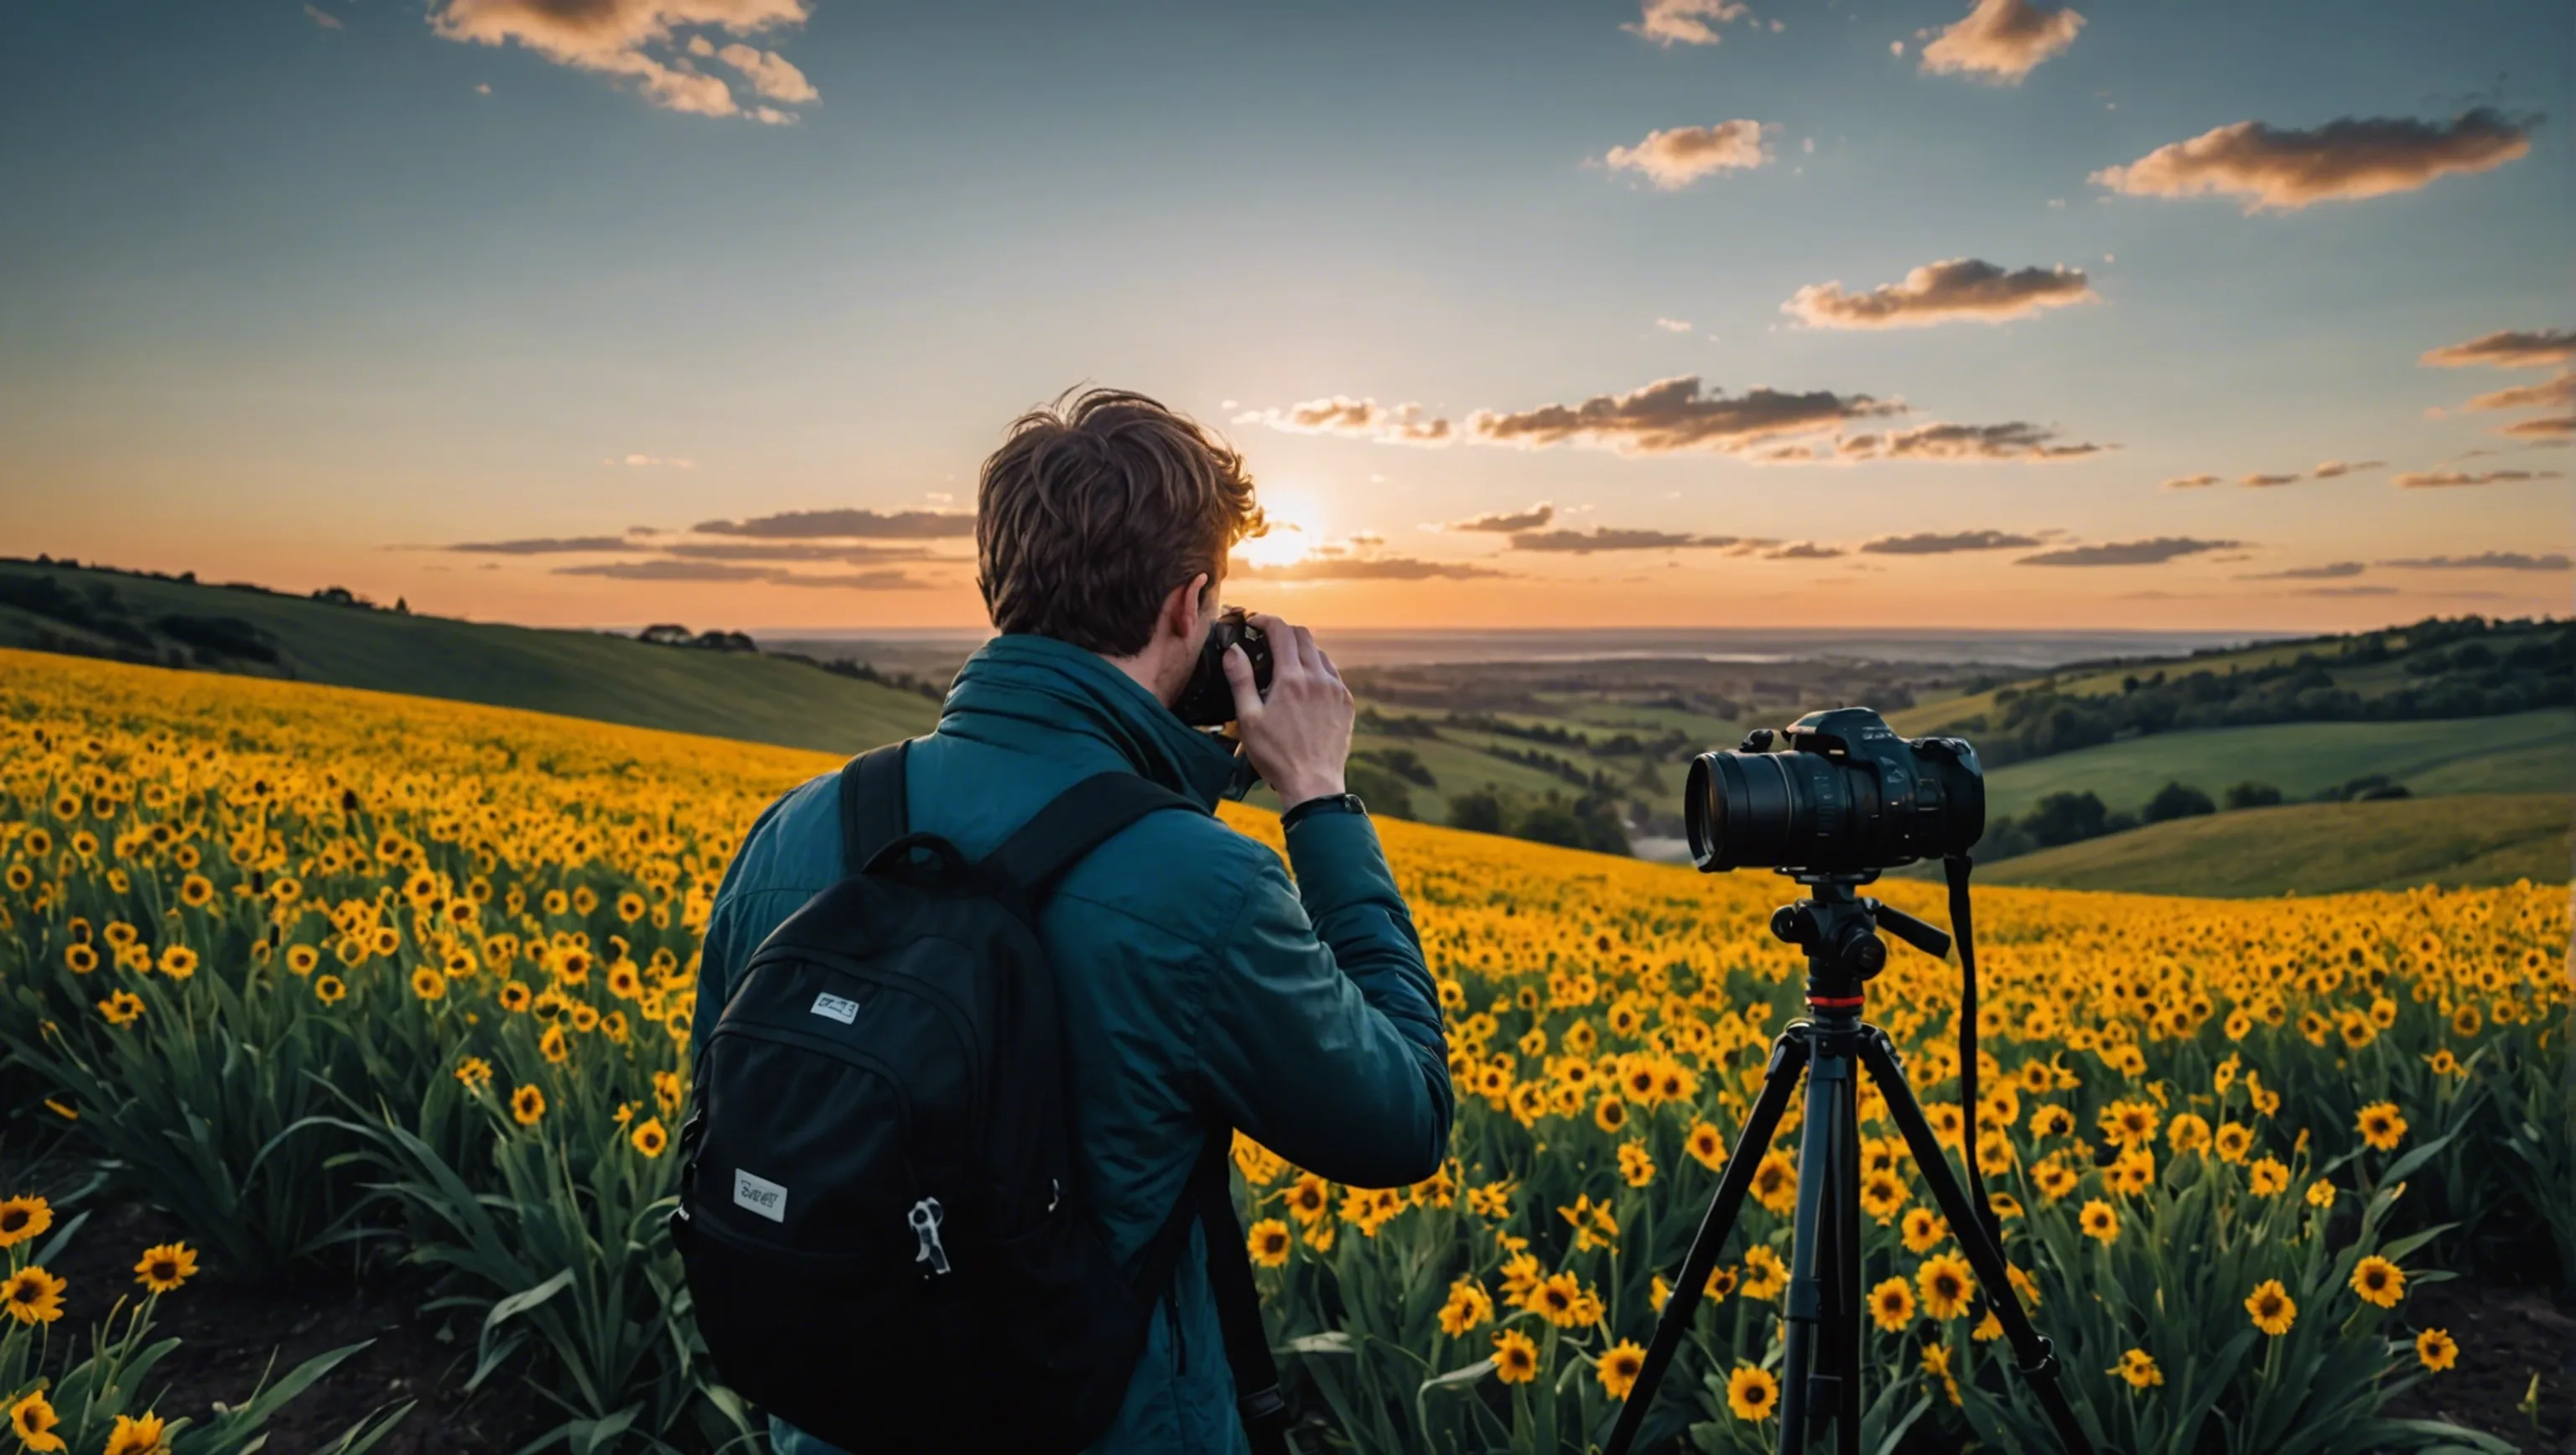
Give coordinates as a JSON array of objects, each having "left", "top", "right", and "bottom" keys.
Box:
[{"left": 1602, "top": 873, "right": 2092, "bottom": 1455}]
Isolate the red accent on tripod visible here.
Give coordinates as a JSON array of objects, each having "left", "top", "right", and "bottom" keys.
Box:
[{"left": 1806, "top": 993, "right": 1865, "bottom": 1008}]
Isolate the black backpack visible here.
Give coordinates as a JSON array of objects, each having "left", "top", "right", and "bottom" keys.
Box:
[{"left": 671, "top": 741, "right": 1291, "bottom": 1454}]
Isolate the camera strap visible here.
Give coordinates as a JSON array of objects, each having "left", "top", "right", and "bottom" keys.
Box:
[{"left": 1944, "top": 853, "right": 2002, "bottom": 1250}]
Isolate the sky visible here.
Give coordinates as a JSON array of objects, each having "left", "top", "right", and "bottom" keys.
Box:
[{"left": 2, "top": 0, "right": 2569, "bottom": 634}]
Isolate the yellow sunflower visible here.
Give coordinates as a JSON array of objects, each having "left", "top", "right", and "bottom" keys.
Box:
[
  {"left": 1726, "top": 1365, "right": 1779, "bottom": 1422},
  {"left": 2245, "top": 1279, "right": 2297, "bottom": 1336},
  {"left": 133, "top": 1242, "right": 198, "bottom": 1293}
]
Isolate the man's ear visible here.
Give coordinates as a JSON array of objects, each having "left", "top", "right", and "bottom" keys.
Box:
[{"left": 1166, "top": 572, "right": 1212, "bottom": 641}]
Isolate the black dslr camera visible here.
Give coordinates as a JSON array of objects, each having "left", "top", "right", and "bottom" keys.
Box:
[
  {"left": 1173, "top": 607, "right": 1275, "bottom": 726},
  {"left": 1685, "top": 706, "right": 1984, "bottom": 875}
]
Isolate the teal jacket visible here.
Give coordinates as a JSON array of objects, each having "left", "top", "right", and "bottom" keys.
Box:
[{"left": 693, "top": 633, "right": 1453, "bottom": 1455}]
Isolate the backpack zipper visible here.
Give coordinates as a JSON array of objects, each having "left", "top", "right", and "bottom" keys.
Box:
[{"left": 908, "top": 1197, "right": 952, "bottom": 1276}]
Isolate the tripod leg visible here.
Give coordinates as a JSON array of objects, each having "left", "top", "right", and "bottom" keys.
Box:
[
  {"left": 1858, "top": 1030, "right": 2095, "bottom": 1455},
  {"left": 1833, "top": 1059, "right": 1863, "bottom": 1455},
  {"left": 1776, "top": 1043, "right": 1854, "bottom": 1454},
  {"left": 1600, "top": 1028, "right": 1813, "bottom": 1455}
]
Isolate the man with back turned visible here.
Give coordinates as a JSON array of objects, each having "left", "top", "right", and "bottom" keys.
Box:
[{"left": 693, "top": 388, "right": 1454, "bottom": 1453}]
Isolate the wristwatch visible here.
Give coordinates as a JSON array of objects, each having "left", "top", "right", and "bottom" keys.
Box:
[{"left": 1280, "top": 792, "right": 1366, "bottom": 830}]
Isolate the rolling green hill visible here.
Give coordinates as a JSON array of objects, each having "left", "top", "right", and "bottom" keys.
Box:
[
  {"left": 0, "top": 562, "right": 940, "bottom": 756},
  {"left": 1969, "top": 794, "right": 2573, "bottom": 896},
  {"left": 1979, "top": 710, "right": 2576, "bottom": 820}
]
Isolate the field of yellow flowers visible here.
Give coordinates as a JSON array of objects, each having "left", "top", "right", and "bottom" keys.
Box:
[{"left": 2, "top": 646, "right": 2568, "bottom": 1455}]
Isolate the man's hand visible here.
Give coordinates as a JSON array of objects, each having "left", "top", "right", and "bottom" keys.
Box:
[{"left": 1223, "top": 611, "right": 1353, "bottom": 811}]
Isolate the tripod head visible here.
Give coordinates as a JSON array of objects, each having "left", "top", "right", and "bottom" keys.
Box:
[{"left": 1768, "top": 871, "right": 1952, "bottom": 1005}]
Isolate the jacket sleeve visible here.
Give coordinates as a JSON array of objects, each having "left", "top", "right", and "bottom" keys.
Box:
[{"left": 1190, "top": 811, "right": 1452, "bottom": 1188}]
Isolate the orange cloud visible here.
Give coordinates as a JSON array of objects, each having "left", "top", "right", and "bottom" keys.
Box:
[
  {"left": 1603, "top": 122, "right": 1770, "bottom": 190},
  {"left": 2391, "top": 467, "right": 2563, "bottom": 488},
  {"left": 2419, "top": 328, "right": 2573, "bottom": 369},
  {"left": 430, "top": 0, "right": 814, "bottom": 121},
  {"left": 1624, "top": 0, "right": 1752, "bottom": 47},
  {"left": 1466, "top": 376, "right": 1896, "bottom": 455},
  {"left": 1507, "top": 528, "right": 1735, "bottom": 553},
  {"left": 2091, "top": 109, "right": 2532, "bottom": 211},
  {"left": 1836, "top": 421, "right": 2111, "bottom": 461},
  {"left": 2464, "top": 372, "right": 2576, "bottom": 413},
  {"left": 1859, "top": 529, "right": 2043, "bottom": 553},
  {"left": 1232, "top": 398, "right": 1452, "bottom": 444},
  {"left": 1445, "top": 504, "right": 1555, "bottom": 533},
  {"left": 1785, "top": 257, "right": 2096, "bottom": 329},
  {"left": 1918, "top": 0, "right": 2084, "bottom": 83},
  {"left": 693, "top": 509, "right": 973, "bottom": 538},
  {"left": 2018, "top": 537, "right": 2239, "bottom": 566},
  {"left": 2161, "top": 473, "right": 2220, "bottom": 490}
]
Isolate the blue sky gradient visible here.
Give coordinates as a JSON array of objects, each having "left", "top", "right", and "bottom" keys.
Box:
[{"left": 3, "top": 0, "right": 2567, "bottom": 629}]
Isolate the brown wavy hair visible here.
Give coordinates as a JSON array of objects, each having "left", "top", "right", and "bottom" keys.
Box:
[{"left": 976, "top": 388, "right": 1265, "bottom": 656}]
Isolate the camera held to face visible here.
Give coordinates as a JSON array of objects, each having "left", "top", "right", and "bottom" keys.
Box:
[
  {"left": 1685, "top": 706, "right": 1984, "bottom": 876},
  {"left": 1173, "top": 607, "right": 1275, "bottom": 727}
]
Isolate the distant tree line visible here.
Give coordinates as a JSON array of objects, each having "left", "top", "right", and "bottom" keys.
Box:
[
  {"left": 0, "top": 569, "right": 285, "bottom": 672},
  {"left": 1976, "top": 774, "right": 2414, "bottom": 861},
  {"left": 635, "top": 623, "right": 949, "bottom": 700},
  {"left": 1956, "top": 617, "right": 2573, "bottom": 768}
]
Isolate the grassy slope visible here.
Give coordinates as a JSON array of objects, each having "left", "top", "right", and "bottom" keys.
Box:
[
  {"left": 1971, "top": 794, "right": 2572, "bottom": 896},
  {"left": 1886, "top": 625, "right": 2560, "bottom": 739},
  {"left": 1977, "top": 710, "right": 2575, "bottom": 819},
  {"left": 0, "top": 566, "right": 940, "bottom": 756}
]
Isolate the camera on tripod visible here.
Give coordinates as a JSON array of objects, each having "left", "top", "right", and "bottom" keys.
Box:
[
  {"left": 1686, "top": 706, "right": 1985, "bottom": 876},
  {"left": 1602, "top": 708, "right": 2095, "bottom": 1455}
]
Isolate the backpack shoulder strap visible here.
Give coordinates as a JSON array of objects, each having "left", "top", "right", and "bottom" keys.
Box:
[
  {"left": 1129, "top": 1136, "right": 1291, "bottom": 1455},
  {"left": 979, "top": 772, "right": 1202, "bottom": 902},
  {"left": 836, "top": 740, "right": 911, "bottom": 876}
]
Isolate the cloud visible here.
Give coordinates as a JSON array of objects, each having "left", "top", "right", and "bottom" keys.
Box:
[
  {"left": 683, "top": 34, "right": 818, "bottom": 102},
  {"left": 440, "top": 535, "right": 631, "bottom": 554},
  {"left": 2308, "top": 459, "right": 2382, "bottom": 479},
  {"left": 554, "top": 559, "right": 775, "bottom": 582},
  {"left": 1446, "top": 504, "right": 1555, "bottom": 533},
  {"left": 1918, "top": 0, "right": 2085, "bottom": 83},
  {"left": 1602, "top": 121, "right": 1771, "bottom": 190},
  {"left": 304, "top": 3, "right": 344, "bottom": 29},
  {"left": 1467, "top": 375, "right": 1897, "bottom": 455},
  {"left": 2290, "top": 585, "right": 2400, "bottom": 597},
  {"left": 2378, "top": 552, "right": 2573, "bottom": 572},
  {"left": 2463, "top": 372, "right": 2576, "bottom": 413},
  {"left": 1624, "top": 0, "right": 1751, "bottom": 46},
  {"left": 1837, "top": 420, "right": 2111, "bottom": 461},
  {"left": 607, "top": 453, "right": 694, "bottom": 467},
  {"left": 1767, "top": 541, "right": 1843, "bottom": 559},
  {"left": 693, "top": 508, "right": 975, "bottom": 538},
  {"left": 2238, "top": 471, "right": 2300, "bottom": 487},
  {"left": 2238, "top": 561, "right": 2366, "bottom": 579},
  {"left": 1233, "top": 398, "right": 1453, "bottom": 444},
  {"left": 1654, "top": 318, "right": 1694, "bottom": 334},
  {"left": 2502, "top": 415, "right": 2574, "bottom": 439},
  {"left": 2092, "top": 109, "right": 2533, "bottom": 211},
  {"left": 2161, "top": 473, "right": 2220, "bottom": 490},
  {"left": 2391, "top": 467, "right": 2563, "bottom": 488},
  {"left": 428, "top": 0, "right": 814, "bottom": 121},
  {"left": 1228, "top": 556, "right": 1508, "bottom": 581},
  {"left": 762, "top": 570, "right": 930, "bottom": 590},
  {"left": 1859, "top": 529, "right": 2044, "bottom": 554},
  {"left": 662, "top": 541, "right": 935, "bottom": 562},
  {"left": 1784, "top": 257, "right": 2096, "bottom": 329},
  {"left": 2420, "top": 328, "right": 2575, "bottom": 369},
  {"left": 1507, "top": 528, "right": 1735, "bottom": 553},
  {"left": 2017, "top": 537, "right": 2241, "bottom": 567}
]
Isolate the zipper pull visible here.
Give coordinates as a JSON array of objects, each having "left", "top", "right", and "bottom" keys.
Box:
[{"left": 908, "top": 1197, "right": 951, "bottom": 1276}]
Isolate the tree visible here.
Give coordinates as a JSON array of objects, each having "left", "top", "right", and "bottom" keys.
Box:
[
  {"left": 1448, "top": 788, "right": 1505, "bottom": 834},
  {"left": 1342, "top": 759, "right": 1415, "bottom": 822},
  {"left": 2224, "top": 781, "right": 2283, "bottom": 810},
  {"left": 638, "top": 624, "right": 693, "bottom": 646},
  {"left": 2142, "top": 781, "right": 2215, "bottom": 824},
  {"left": 2023, "top": 792, "right": 2111, "bottom": 849}
]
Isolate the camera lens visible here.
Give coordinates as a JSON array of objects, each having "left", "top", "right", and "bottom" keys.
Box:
[{"left": 1683, "top": 708, "right": 1984, "bottom": 876}]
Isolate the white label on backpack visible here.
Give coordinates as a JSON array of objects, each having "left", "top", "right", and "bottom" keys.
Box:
[
  {"left": 809, "top": 991, "right": 860, "bottom": 1024},
  {"left": 733, "top": 1169, "right": 788, "bottom": 1223}
]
